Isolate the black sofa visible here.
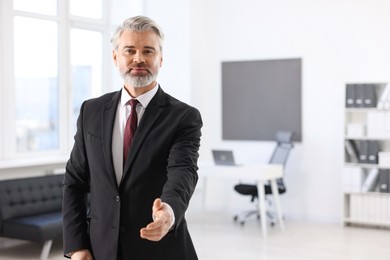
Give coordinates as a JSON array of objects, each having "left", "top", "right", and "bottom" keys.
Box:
[{"left": 0, "top": 174, "right": 64, "bottom": 260}]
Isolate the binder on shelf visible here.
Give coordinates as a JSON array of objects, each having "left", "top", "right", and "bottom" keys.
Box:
[
  {"left": 377, "top": 83, "right": 390, "bottom": 110},
  {"left": 354, "top": 84, "right": 365, "bottom": 107},
  {"left": 367, "top": 140, "right": 380, "bottom": 164},
  {"left": 378, "top": 169, "right": 390, "bottom": 193},
  {"left": 361, "top": 168, "right": 379, "bottom": 192},
  {"left": 346, "top": 84, "right": 356, "bottom": 107},
  {"left": 345, "top": 140, "right": 359, "bottom": 163},
  {"left": 363, "top": 84, "right": 377, "bottom": 108},
  {"left": 358, "top": 140, "right": 369, "bottom": 164}
]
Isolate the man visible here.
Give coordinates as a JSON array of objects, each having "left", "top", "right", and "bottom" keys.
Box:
[{"left": 62, "top": 16, "right": 202, "bottom": 260}]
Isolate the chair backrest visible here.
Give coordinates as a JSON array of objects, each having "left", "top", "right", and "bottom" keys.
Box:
[
  {"left": 269, "top": 131, "right": 294, "bottom": 166},
  {"left": 268, "top": 131, "right": 294, "bottom": 189}
]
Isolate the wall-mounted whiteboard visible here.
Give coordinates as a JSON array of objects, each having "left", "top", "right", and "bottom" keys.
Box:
[{"left": 222, "top": 58, "right": 302, "bottom": 142}]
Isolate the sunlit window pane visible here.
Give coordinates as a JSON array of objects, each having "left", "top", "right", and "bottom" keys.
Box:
[
  {"left": 70, "top": 0, "right": 102, "bottom": 19},
  {"left": 71, "top": 29, "right": 102, "bottom": 134},
  {"left": 14, "top": 17, "right": 59, "bottom": 152},
  {"left": 13, "top": 0, "right": 57, "bottom": 15}
]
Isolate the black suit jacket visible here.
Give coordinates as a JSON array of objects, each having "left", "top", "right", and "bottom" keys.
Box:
[{"left": 62, "top": 87, "right": 202, "bottom": 260}]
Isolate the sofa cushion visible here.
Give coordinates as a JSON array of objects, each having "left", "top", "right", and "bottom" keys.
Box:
[{"left": 2, "top": 211, "right": 62, "bottom": 242}]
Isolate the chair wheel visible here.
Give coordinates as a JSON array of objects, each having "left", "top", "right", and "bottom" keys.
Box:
[
  {"left": 270, "top": 222, "right": 275, "bottom": 226},
  {"left": 240, "top": 221, "right": 245, "bottom": 226},
  {"left": 233, "top": 215, "right": 238, "bottom": 222}
]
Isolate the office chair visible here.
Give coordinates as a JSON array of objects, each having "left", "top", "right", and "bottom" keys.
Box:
[{"left": 233, "top": 131, "right": 294, "bottom": 226}]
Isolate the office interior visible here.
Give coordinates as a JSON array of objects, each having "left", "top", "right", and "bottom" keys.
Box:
[{"left": 1, "top": 0, "right": 390, "bottom": 259}]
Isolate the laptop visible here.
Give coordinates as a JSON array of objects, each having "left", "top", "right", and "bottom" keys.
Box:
[{"left": 212, "top": 150, "right": 241, "bottom": 166}]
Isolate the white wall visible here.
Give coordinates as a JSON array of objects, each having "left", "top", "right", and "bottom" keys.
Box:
[
  {"left": 5, "top": 0, "right": 388, "bottom": 223},
  {"left": 144, "top": 0, "right": 390, "bottom": 222},
  {"left": 143, "top": 0, "right": 192, "bottom": 103}
]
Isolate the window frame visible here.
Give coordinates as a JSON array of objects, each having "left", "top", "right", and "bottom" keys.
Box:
[{"left": 0, "top": 0, "right": 112, "bottom": 167}]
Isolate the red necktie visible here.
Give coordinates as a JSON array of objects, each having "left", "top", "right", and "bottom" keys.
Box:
[{"left": 123, "top": 99, "right": 139, "bottom": 164}]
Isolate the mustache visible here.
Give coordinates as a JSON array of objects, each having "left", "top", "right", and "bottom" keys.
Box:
[
  {"left": 125, "top": 64, "right": 150, "bottom": 75},
  {"left": 128, "top": 63, "right": 150, "bottom": 74},
  {"left": 131, "top": 62, "right": 147, "bottom": 68}
]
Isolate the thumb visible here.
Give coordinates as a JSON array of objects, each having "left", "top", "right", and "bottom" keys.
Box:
[
  {"left": 153, "top": 198, "right": 163, "bottom": 210},
  {"left": 152, "top": 198, "right": 163, "bottom": 216}
]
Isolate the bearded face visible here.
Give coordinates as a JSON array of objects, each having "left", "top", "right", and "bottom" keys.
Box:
[
  {"left": 113, "top": 29, "right": 163, "bottom": 89},
  {"left": 119, "top": 61, "right": 158, "bottom": 88}
]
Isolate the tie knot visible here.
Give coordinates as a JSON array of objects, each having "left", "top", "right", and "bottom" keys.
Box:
[{"left": 129, "top": 99, "right": 139, "bottom": 107}]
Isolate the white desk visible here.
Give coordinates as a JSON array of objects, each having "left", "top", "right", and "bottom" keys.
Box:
[{"left": 198, "top": 162, "right": 284, "bottom": 237}]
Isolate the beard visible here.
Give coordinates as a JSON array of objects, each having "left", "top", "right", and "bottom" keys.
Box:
[{"left": 120, "top": 65, "right": 158, "bottom": 88}]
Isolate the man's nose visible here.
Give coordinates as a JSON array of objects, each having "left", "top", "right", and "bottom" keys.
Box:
[{"left": 133, "top": 52, "right": 145, "bottom": 63}]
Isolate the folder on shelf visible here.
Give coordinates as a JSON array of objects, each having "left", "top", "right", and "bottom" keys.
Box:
[
  {"left": 358, "top": 140, "right": 369, "bottom": 164},
  {"left": 345, "top": 140, "right": 359, "bottom": 163},
  {"left": 354, "top": 84, "right": 365, "bottom": 107},
  {"left": 377, "top": 83, "right": 390, "bottom": 109},
  {"left": 363, "top": 84, "right": 377, "bottom": 107},
  {"left": 379, "top": 169, "right": 390, "bottom": 193},
  {"left": 367, "top": 140, "right": 380, "bottom": 164},
  {"left": 346, "top": 84, "right": 356, "bottom": 107},
  {"left": 361, "top": 168, "right": 379, "bottom": 192}
]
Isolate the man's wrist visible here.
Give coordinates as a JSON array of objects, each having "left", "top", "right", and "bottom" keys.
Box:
[
  {"left": 163, "top": 202, "right": 175, "bottom": 229},
  {"left": 66, "top": 249, "right": 89, "bottom": 258}
]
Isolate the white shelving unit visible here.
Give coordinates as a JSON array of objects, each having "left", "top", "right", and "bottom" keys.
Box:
[{"left": 343, "top": 83, "right": 390, "bottom": 228}]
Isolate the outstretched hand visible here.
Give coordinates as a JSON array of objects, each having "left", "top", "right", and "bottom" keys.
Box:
[{"left": 140, "top": 198, "right": 173, "bottom": 241}]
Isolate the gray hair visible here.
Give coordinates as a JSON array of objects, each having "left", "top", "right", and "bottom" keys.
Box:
[{"left": 111, "top": 16, "right": 165, "bottom": 52}]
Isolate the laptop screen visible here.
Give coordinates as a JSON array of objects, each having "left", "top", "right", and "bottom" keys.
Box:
[{"left": 212, "top": 150, "right": 236, "bottom": 166}]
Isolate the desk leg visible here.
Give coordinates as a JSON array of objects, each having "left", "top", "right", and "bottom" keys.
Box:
[
  {"left": 257, "top": 181, "right": 267, "bottom": 237},
  {"left": 270, "top": 179, "right": 284, "bottom": 230},
  {"left": 201, "top": 176, "right": 207, "bottom": 211}
]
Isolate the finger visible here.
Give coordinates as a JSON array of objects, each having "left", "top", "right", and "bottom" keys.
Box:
[
  {"left": 140, "top": 225, "right": 164, "bottom": 241},
  {"left": 140, "top": 217, "right": 170, "bottom": 241}
]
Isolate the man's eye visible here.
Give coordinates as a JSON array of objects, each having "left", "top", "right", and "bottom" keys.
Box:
[{"left": 124, "top": 49, "right": 135, "bottom": 54}]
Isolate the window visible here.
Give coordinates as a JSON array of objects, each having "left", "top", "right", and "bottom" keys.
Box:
[
  {"left": 13, "top": 0, "right": 57, "bottom": 16},
  {"left": 14, "top": 17, "right": 59, "bottom": 152},
  {"left": 70, "top": 29, "right": 103, "bottom": 134},
  {"left": 70, "top": 0, "right": 102, "bottom": 19},
  {"left": 0, "top": 0, "right": 110, "bottom": 163}
]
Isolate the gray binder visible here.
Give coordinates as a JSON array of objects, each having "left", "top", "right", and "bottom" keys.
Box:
[{"left": 379, "top": 169, "right": 390, "bottom": 193}]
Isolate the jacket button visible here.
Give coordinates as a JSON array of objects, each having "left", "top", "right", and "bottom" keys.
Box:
[
  {"left": 120, "top": 226, "right": 125, "bottom": 232},
  {"left": 115, "top": 195, "right": 120, "bottom": 202}
]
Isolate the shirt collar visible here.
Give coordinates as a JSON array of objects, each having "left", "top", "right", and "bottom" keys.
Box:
[{"left": 120, "top": 82, "right": 159, "bottom": 108}]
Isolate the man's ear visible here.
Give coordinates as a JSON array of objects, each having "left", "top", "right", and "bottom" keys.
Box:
[
  {"left": 112, "top": 50, "right": 118, "bottom": 66},
  {"left": 160, "top": 56, "right": 163, "bottom": 68}
]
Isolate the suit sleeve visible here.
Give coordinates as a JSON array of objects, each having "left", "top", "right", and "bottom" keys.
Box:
[
  {"left": 62, "top": 101, "right": 91, "bottom": 256},
  {"left": 161, "top": 107, "right": 202, "bottom": 230}
]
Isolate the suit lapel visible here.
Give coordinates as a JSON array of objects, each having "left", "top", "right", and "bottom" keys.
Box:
[
  {"left": 102, "top": 91, "right": 121, "bottom": 188},
  {"left": 122, "top": 87, "right": 167, "bottom": 181}
]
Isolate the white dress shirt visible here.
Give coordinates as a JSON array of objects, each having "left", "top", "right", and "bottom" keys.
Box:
[
  {"left": 112, "top": 84, "right": 158, "bottom": 184},
  {"left": 111, "top": 83, "right": 175, "bottom": 228}
]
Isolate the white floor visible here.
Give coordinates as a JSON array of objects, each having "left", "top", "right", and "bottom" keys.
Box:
[{"left": 0, "top": 211, "right": 390, "bottom": 260}]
